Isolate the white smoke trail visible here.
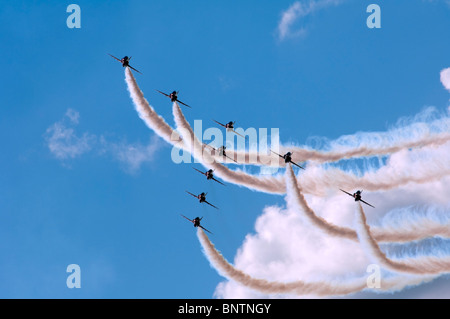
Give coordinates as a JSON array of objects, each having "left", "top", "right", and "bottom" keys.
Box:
[
  {"left": 198, "top": 227, "right": 434, "bottom": 296},
  {"left": 288, "top": 106, "right": 450, "bottom": 164},
  {"left": 197, "top": 227, "right": 363, "bottom": 296},
  {"left": 125, "top": 68, "right": 272, "bottom": 166},
  {"left": 355, "top": 203, "right": 450, "bottom": 275},
  {"left": 125, "top": 68, "right": 181, "bottom": 145},
  {"left": 286, "top": 164, "right": 450, "bottom": 242}
]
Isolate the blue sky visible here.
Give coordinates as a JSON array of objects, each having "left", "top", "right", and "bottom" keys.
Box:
[{"left": 0, "top": 0, "right": 449, "bottom": 298}]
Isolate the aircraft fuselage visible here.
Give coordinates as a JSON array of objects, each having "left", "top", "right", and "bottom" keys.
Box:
[{"left": 169, "top": 92, "right": 178, "bottom": 102}]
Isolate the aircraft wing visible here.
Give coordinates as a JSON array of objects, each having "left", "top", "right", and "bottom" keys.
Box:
[
  {"left": 192, "top": 167, "right": 206, "bottom": 176},
  {"left": 340, "top": 189, "right": 354, "bottom": 197},
  {"left": 360, "top": 199, "right": 375, "bottom": 208},
  {"left": 176, "top": 99, "right": 192, "bottom": 108},
  {"left": 270, "top": 150, "right": 284, "bottom": 159},
  {"left": 200, "top": 225, "right": 213, "bottom": 235},
  {"left": 180, "top": 214, "right": 194, "bottom": 224},
  {"left": 185, "top": 191, "right": 198, "bottom": 199},
  {"left": 211, "top": 177, "right": 226, "bottom": 186},
  {"left": 224, "top": 154, "right": 237, "bottom": 163},
  {"left": 128, "top": 65, "right": 142, "bottom": 75},
  {"left": 213, "top": 119, "right": 226, "bottom": 128},
  {"left": 204, "top": 200, "right": 219, "bottom": 210},
  {"left": 156, "top": 90, "right": 170, "bottom": 97},
  {"left": 230, "top": 130, "right": 245, "bottom": 138},
  {"left": 205, "top": 145, "right": 219, "bottom": 155},
  {"left": 290, "top": 161, "right": 305, "bottom": 170},
  {"left": 108, "top": 54, "right": 121, "bottom": 62}
]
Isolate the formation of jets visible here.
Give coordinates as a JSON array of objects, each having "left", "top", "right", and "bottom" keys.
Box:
[{"left": 109, "top": 54, "right": 377, "bottom": 235}]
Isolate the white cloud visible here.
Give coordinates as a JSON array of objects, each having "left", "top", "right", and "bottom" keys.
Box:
[
  {"left": 45, "top": 109, "right": 161, "bottom": 172},
  {"left": 277, "top": 0, "right": 343, "bottom": 41},
  {"left": 440, "top": 67, "right": 450, "bottom": 92},
  {"left": 45, "top": 109, "right": 95, "bottom": 160}
]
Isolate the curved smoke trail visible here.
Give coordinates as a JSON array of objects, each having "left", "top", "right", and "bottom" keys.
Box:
[
  {"left": 286, "top": 163, "right": 360, "bottom": 241},
  {"left": 198, "top": 228, "right": 434, "bottom": 296},
  {"left": 286, "top": 164, "right": 450, "bottom": 242},
  {"left": 355, "top": 203, "right": 450, "bottom": 275},
  {"left": 230, "top": 132, "right": 450, "bottom": 167},
  {"left": 125, "top": 68, "right": 271, "bottom": 166}
]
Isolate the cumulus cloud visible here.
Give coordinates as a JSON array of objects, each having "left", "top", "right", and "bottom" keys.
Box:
[
  {"left": 277, "top": 0, "right": 343, "bottom": 41},
  {"left": 45, "top": 109, "right": 161, "bottom": 172},
  {"left": 440, "top": 68, "right": 450, "bottom": 92}
]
